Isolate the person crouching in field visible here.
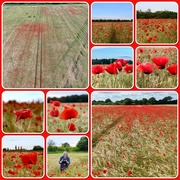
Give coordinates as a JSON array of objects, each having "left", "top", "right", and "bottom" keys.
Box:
[{"left": 59, "top": 151, "right": 70, "bottom": 172}]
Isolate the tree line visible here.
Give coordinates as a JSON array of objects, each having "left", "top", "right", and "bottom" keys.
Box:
[
  {"left": 137, "top": 9, "right": 177, "bottom": 19},
  {"left": 3, "top": 145, "right": 43, "bottom": 152},
  {"left": 92, "top": 96, "right": 177, "bottom": 105},
  {"left": 92, "top": 59, "right": 133, "bottom": 65},
  {"left": 92, "top": 19, "right": 133, "bottom": 22},
  {"left": 48, "top": 137, "right": 88, "bottom": 153},
  {"left": 47, "top": 94, "right": 88, "bottom": 103}
]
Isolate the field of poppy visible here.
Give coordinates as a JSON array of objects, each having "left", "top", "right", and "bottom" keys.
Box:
[
  {"left": 92, "top": 59, "right": 133, "bottom": 88},
  {"left": 137, "top": 19, "right": 177, "bottom": 43},
  {"left": 47, "top": 152, "right": 88, "bottom": 177},
  {"left": 92, "top": 22, "right": 133, "bottom": 43},
  {"left": 47, "top": 101, "right": 88, "bottom": 133},
  {"left": 3, "top": 4, "right": 88, "bottom": 88},
  {"left": 3, "top": 151, "right": 44, "bottom": 177},
  {"left": 3, "top": 100, "right": 43, "bottom": 133},
  {"left": 136, "top": 47, "right": 177, "bottom": 88},
  {"left": 92, "top": 105, "right": 177, "bottom": 177}
]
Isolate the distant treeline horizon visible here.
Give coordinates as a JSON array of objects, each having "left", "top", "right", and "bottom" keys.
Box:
[
  {"left": 47, "top": 94, "right": 88, "bottom": 103},
  {"left": 92, "top": 19, "right": 133, "bottom": 22},
  {"left": 3, "top": 145, "right": 43, "bottom": 152},
  {"left": 92, "top": 58, "right": 133, "bottom": 65},
  {"left": 137, "top": 10, "right": 177, "bottom": 19},
  {"left": 93, "top": 96, "right": 177, "bottom": 105}
]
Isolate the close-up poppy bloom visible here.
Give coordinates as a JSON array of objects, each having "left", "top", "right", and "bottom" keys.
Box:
[
  {"left": 60, "top": 106, "right": 78, "bottom": 120},
  {"left": 114, "top": 60, "right": 122, "bottom": 71},
  {"left": 105, "top": 63, "right": 118, "bottom": 74},
  {"left": 92, "top": 65, "right": 104, "bottom": 74},
  {"left": 21, "top": 152, "right": 37, "bottom": 167},
  {"left": 115, "top": 59, "right": 128, "bottom": 66},
  {"left": 50, "top": 107, "right": 60, "bottom": 117},
  {"left": 67, "top": 122, "right": 76, "bottom": 131},
  {"left": 166, "top": 64, "right": 177, "bottom": 75},
  {"left": 137, "top": 62, "right": 154, "bottom": 74},
  {"left": 152, "top": 56, "right": 169, "bottom": 69},
  {"left": 13, "top": 109, "right": 32, "bottom": 122},
  {"left": 53, "top": 101, "right": 61, "bottom": 107},
  {"left": 124, "top": 64, "right": 133, "bottom": 74}
]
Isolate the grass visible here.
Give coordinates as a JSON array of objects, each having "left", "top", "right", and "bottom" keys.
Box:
[
  {"left": 47, "top": 152, "right": 88, "bottom": 177},
  {"left": 92, "top": 71, "right": 133, "bottom": 88}
]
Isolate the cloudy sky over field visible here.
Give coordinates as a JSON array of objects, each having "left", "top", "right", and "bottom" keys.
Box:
[
  {"left": 92, "top": 3, "right": 133, "bottom": 20},
  {"left": 47, "top": 136, "right": 84, "bottom": 147},
  {"left": 2, "top": 136, "right": 44, "bottom": 150},
  {"left": 92, "top": 47, "right": 133, "bottom": 60},
  {"left": 92, "top": 92, "right": 177, "bottom": 101},
  {"left": 136, "top": 2, "right": 178, "bottom": 12},
  {"left": 47, "top": 92, "right": 87, "bottom": 98},
  {"left": 2, "top": 91, "right": 44, "bottom": 103}
]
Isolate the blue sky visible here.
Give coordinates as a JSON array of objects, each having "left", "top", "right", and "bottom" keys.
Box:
[
  {"left": 2, "top": 91, "right": 43, "bottom": 103},
  {"left": 2, "top": 136, "right": 44, "bottom": 150},
  {"left": 47, "top": 92, "right": 87, "bottom": 98},
  {"left": 47, "top": 136, "right": 85, "bottom": 147},
  {"left": 92, "top": 92, "right": 177, "bottom": 102},
  {"left": 92, "top": 3, "right": 133, "bottom": 20},
  {"left": 92, "top": 47, "right": 133, "bottom": 60},
  {"left": 136, "top": 2, "right": 178, "bottom": 12}
]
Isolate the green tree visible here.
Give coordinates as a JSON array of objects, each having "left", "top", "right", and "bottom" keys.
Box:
[
  {"left": 76, "top": 137, "right": 88, "bottom": 151},
  {"left": 33, "top": 145, "right": 43, "bottom": 151}
]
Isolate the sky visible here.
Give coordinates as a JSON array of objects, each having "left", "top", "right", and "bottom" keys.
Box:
[
  {"left": 2, "top": 91, "right": 43, "bottom": 103},
  {"left": 2, "top": 136, "right": 44, "bottom": 150},
  {"left": 92, "top": 3, "right": 133, "bottom": 20},
  {"left": 136, "top": 2, "right": 178, "bottom": 12},
  {"left": 47, "top": 136, "right": 84, "bottom": 147},
  {"left": 47, "top": 92, "right": 87, "bottom": 98},
  {"left": 92, "top": 92, "right": 177, "bottom": 102},
  {"left": 92, "top": 47, "right": 133, "bottom": 60}
]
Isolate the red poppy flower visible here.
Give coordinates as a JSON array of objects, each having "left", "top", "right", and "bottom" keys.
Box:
[
  {"left": 137, "top": 61, "right": 141, "bottom": 65},
  {"left": 60, "top": 106, "right": 78, "bottom": 120},
  {"left": 137, "top": 62, "right": 153, "bottom": 74},
  {"left": 124, "top": 64, "right": 133, "bottom": 73},
  {"left": 92, "top": 65, "right": 104, "bottom": 74},
  {"left": 78, "top": 172, "right": 81, "bottom": 176},
  {"left": 103, "top": 168, "right": 108, "bottom": 174},
  {"left": 116, "top": 59, "right": 128, "bottom": 66},
  {"left": 105, "top": 63, "right": 118, "bottom": 74},
  {"left": 32, "top": 170, "right": 41, "bottom": 176},
  {"left": 8, "top": 170, "right": 18, "bottom": 175},
  {"left": 127, "top": 170, "right": 132, "bottom": 176},
  {"left": 138, "top": 48, "right": 144, "bottom": 53},
  {"left": 167, "top": 64, "right": 177, "bottom": 75},
  {"left": 67, "top": 122, "right": 76, "bottom": 131},
  {"left": 35, "top": 116, "right": 42, "bottom": 121},
  {"left": 21, "top": 152, "right": 37, "bottom": 167},
  {"left": 13, "top": 109, "right": 32, "bottom": 122},
  {"left": 53, "top": 101, "right": 61, "bottom": 107},
  {"left": 152, "top": 56, "right": 169, "bottom": 69},
  {"left": 14, "top": 164, "right": 22, "bottom": 169},
  {"left": 114, "top": 60, "right": 122, "bottom": 71},
  {"left": 50, "top": 107, "right": 59, "bottom": 117}
]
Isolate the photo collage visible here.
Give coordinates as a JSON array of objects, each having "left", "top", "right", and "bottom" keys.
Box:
[{"left": 0, "top": 1, "right": 179, "bottom": 179}]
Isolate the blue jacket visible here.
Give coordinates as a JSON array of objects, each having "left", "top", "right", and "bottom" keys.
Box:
[{"left": 59, "top": 156, "right": 70, "bottom": 169}]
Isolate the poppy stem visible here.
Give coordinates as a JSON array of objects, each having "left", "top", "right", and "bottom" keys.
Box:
[{"left": 114, "top": 74, "right": 117, "bottom": 88}]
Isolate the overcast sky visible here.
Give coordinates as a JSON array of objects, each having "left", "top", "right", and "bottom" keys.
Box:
[
  {"left": 47, "top": 92, "right": 87, "bottom": 98},
  {"left": 47, "top": 136, "right": 85, "bottom": 147},
  {"left": 92, "top": 47, "right": 133, "bottom": 60},
  {"left": 2, "top": 136, "right": 44, "bottom": 150},
  {"left": 92, "top": 2, "right": 133, "bottom": 20},
  {"left": 136, "top": 2, "right": 178, "bottom": 12},
  {"left": 2, "top": 91, "right": 43, "bottom": 103},
  {"left": 92, "top": 92, "right": 177, "bottom": 102}
]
